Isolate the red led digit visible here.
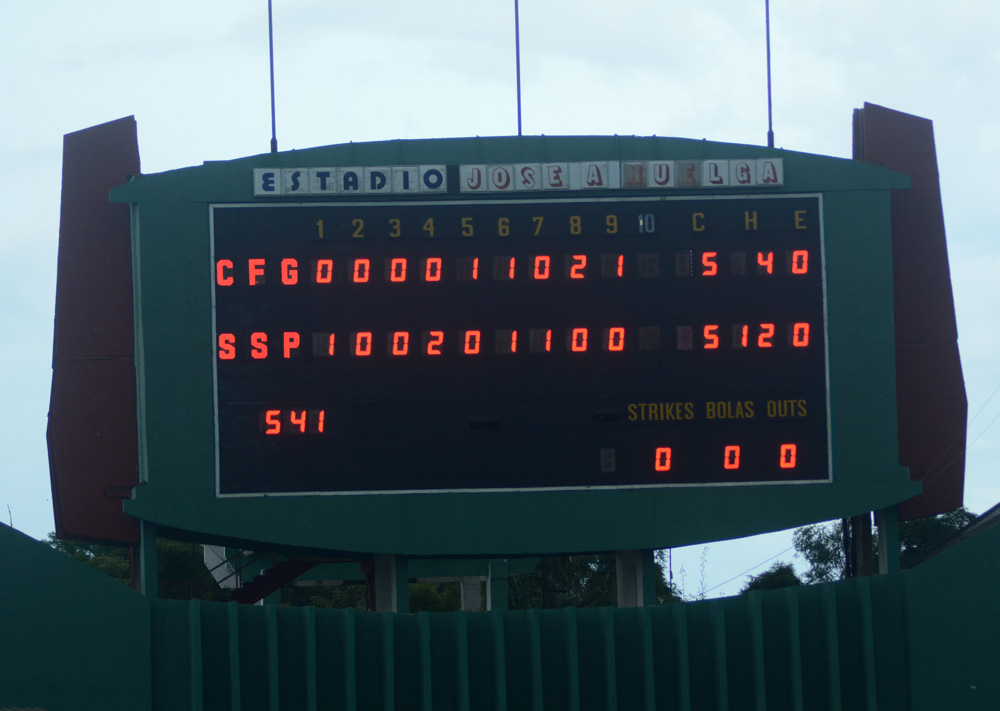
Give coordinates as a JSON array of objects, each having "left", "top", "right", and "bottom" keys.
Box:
[
  {"left": 792, "top": 323, "right": 810, "bottom": 347},
  {"left": 281, "top": 258, "right": 299, "bottom": 285},
  {"left": 251, "top": 332, "right": 268, "bottom": 359},
  {"left": 791, "top": 250, "right": 809, "bottom": 274},
  {"left": 317, "top": 410, "right": 325, "bottom": 434},
  {"left": 218, "top": 333, "right": 236, "bottom": 360},
  {"left": 525, "top": 328, "right": 552, "bottom": 352},
  {"left": 264, "top": 410, "right": 281, "bottom": 435},
  {"left": 216, "top": 259, "right": 234, "bottom": 286},
  {"left": 570, "top": 254, "right": 586, "bottom": 279},
  {"left": 425, "top": 331, "right": 444, "bottom": 356},
  {"left": 533, "top": 255, "right": 551, "bottom": 280},
  {"left": 723, "top": 445, "right": 741, "bottom": 470},
  {"left": 464, "top": 330, "right": 481, "bottom": 355},
  {"left": 392, "top": 331, "right": 410, "bottom": 356},
  {"left": 353, "top": 258, "right": 370, "bottom": 283},
  {"left": 757, "top": 251, "right": 774, "bottom": 274},
  {"left": 314, "top": 259, "right": 332, "bottom": 284},
  {"left": 290, "top": 410, "right": 307, "bottom": 433},
  {"left": 249, "top": 258, "right": 266, "bottom": 285},
  {"left": 730, "top": 324, "right": 750, "bottom": 349},
  {"left": 703, "top": 324, "right": 719, "bottom": 349},
  {"left": 607, "top": 327, "right": 625, "bottom": 352},
  {"left": 354, "top": 332, "right": 372, "bottom": 356},
  {"left": 425, "top": 257, "right": 442, "bottom": 282},
  {"left": 758, "top": 323, "right": 775, "bottom": 348},
  {"left": 654, "top": 447, "right": 672, "bottom": 472},
  {"left": 780, "top": 444, "right": 797, "bottom": 469},
  {"left": 283, "top": 331, "right": 300, "bottom": 358},
  {"left": 508, "top": 257, "right": 516, "bottom": 280},
  {"left": 702, "top": 251, "right": 718, "bottom": 276},
  {"left": 510, "top": 330, "right": 518, "bottom": 353},
  {"left": 390, "top": 258, "right": 407, "bottom": 282},
  {"left": 327, "top": 334, "right": 335, "bottom": 356},
  {"left": 570, "top": 328, "right": 588, "bottom": 352},
  {"left": 472, "top": 257, "right": 479, "bottom": 280},
  {"left": 617, "top": 254, "right": 624, "bottom": 277}
]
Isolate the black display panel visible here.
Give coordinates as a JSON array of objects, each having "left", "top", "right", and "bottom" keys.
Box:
[{"left": 212, "top": 195, "right": 829, "bottom": 495}]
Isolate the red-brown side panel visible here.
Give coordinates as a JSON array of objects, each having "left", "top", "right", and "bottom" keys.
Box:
[
  {"left": 854, "top": 103, "right": 967, "bottom": 520},
  {"left": 47, "top": 116, "right": 140, "bottom": 544}
]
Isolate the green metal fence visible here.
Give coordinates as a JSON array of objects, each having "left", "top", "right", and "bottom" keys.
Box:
[
  {"left": 3, "top": 520, "right": 999, "bottom": 711},
  {"left": 146, "top": 575, "right": 908, "bottom": 711}
]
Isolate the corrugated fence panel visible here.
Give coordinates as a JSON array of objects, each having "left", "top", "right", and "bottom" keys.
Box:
[
  {"left": 466, "top": 609, "right": 507, "bottom": 711},
  {"left": 613, "top": 606, "right": 655, "bottom": 711},
  {"left": 150, "top": 579, "right": 910, "bottom": 711}
]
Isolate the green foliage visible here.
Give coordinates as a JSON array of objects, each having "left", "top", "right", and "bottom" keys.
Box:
[
  {"left": 740, "top": 562, "right": 802, "bottom": 594},
  {"left": 157, "top": 539, "right": 227, "bottom": 602},
  {"left": 47, "top": 533, "right": 226, "bottom": 601},
  {"left": 45, "top": 534, "right": 680, "bottom": 609},
  {"left": 409, "top": 582, "right": 462, "bottom": 612},
  {"left": 792, "top": 507, "right": 977, "bottom": 584},
  {"left": 46, "top": 533, "right": 130, "bottom": 586},
  {"left": 508, "top": 554, "right": 682, "bottom": 609},
  {"left": 282, "top": 583, "right": 370, "bottom": 610},
  {"left": 898, "top": 507, "right": 977, "bottom": 567},
  {"left": 793, "top": 521, "right": 847, "bottom": 584},
  {"left": 281, "top": 581, "right": 463, "bottom": 612}
]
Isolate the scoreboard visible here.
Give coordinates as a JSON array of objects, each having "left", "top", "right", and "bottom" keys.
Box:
[
  {"left": 213, "top": 195, "right": 829, "bottom": 495},
  {"left": 113, "top": 135, "right": 918, "bottom": 556}
]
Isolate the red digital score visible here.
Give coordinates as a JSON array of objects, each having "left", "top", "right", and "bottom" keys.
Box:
[{"left": 212, "top": 195, "right": 829, "bottom": 494}]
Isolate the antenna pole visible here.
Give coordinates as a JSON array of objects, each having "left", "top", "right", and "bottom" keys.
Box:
[
  {"left": 268, "top": 0, "right": 278, "bottom": 153},
  {"left": 765, "top": 0, "right": 774, "bottom": 148},
  {"left": 514, "top": 0, "right": 523, "bottom": 136}
]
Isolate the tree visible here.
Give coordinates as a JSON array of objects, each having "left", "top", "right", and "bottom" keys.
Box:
[
  {"left": 47, "top": 533, "right": 130, "bottom": 585},
  {"left": 47, "top": 534, "right": 226, "bottom": 601},
  {"left": 49, "top": 535, "right": 685, "bottom": 609},
  {"left": 793, "top": 521, "right": 847, "bottom": 584},
  {"left": 740, "top": 562, "right": 802, "bottom": 593},
  {"left": 282, "top": 582, "right": 370, "bottom": 610},
  {"left": 793, "top": 507, "right": 977, "bottom": 584},
  {"left": 897, "top": 507, "right": 977, "bottom": 567},
  {"left": 508, "top": 554, "right": 682, "bottom": 609}
]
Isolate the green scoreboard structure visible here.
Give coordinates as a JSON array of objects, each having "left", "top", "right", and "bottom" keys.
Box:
[{"left": 103, "top": 133, "right": 918, "bottom": 558}]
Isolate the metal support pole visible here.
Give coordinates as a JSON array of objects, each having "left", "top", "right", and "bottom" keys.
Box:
[
  {"left": 852, "top": 512, "right": 875, "bottom": 576},
  {"left": 487, "top": 559, "right": 509, "bottom": 611},
  {"left": 514, "top": 0, "right": 523, "bottom": 136},
  {"left": 459, "top": 577, "right": 482, "bottom": 612},
  {"left": 877, "top": 505, "right": 901, "bottom": 574},
  {"left": 373, "top": 554, "right": 409, "bottom": 612},
  {"left": 268, "top": 0, "right": 278, "bottom": 153},
  {"left": 765, "top": 0, "right": 774, "bottom": 148},
  {"left": 616, "top": 549, "right": 656, "bottom": 607},
  {"left": 138, "top": 520, "right": 158, "bottom": 599}
]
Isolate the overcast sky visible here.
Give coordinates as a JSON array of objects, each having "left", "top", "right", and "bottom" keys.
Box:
[{"left": 2, "top": 0, "right": 997, "bottom": 598}]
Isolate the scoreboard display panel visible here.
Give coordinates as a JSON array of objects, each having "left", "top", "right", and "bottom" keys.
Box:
[
  {"left": 112, "top": 134, "right": 918, "bottom": 555},
  {"left": 212, "top": 194, "right": 829, "bottom": 495}
]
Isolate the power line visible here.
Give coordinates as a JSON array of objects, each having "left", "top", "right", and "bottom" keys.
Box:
[
  {"left": 918, "top": 380, "right": 1000, "bottom": 487},
  {"left": 700, "top": 544, "right": 796, "bottom": 596}
]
